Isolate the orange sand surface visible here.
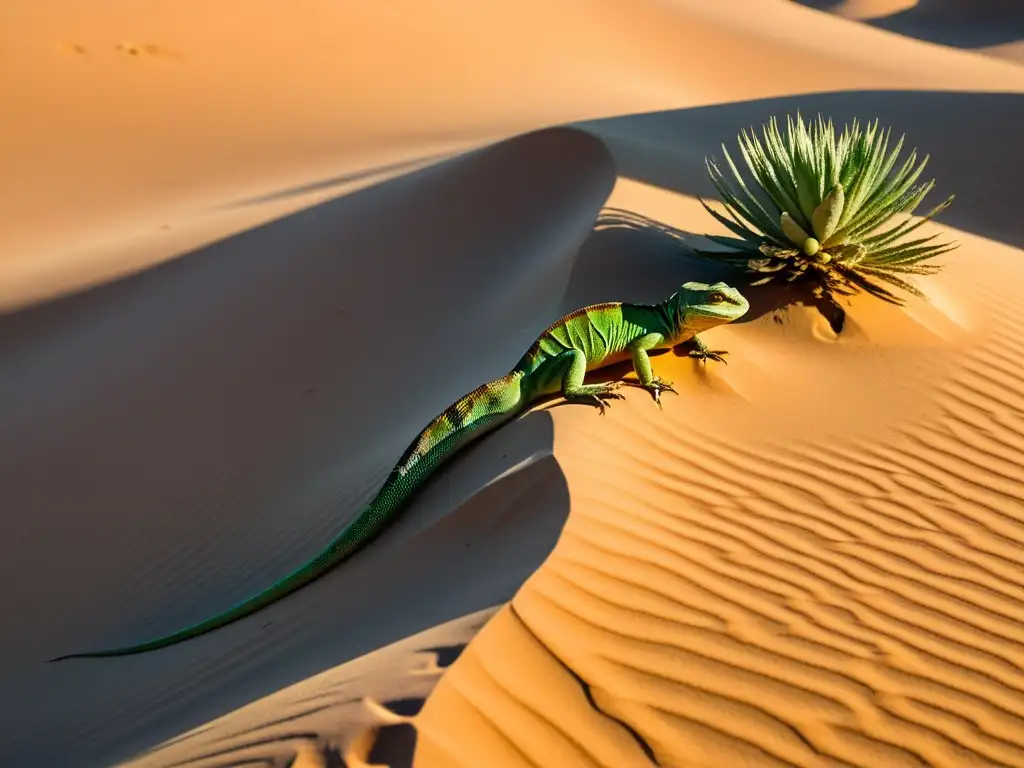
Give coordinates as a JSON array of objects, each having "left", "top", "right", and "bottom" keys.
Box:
[{"left": 1, "top": 1, "right": 1023, "bottom": 766}]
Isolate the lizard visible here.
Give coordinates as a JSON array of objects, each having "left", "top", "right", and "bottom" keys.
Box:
[{"left": 51, "top": 280, "right": 749, "bottom": 661}]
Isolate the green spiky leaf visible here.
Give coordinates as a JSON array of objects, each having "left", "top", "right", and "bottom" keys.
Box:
[{"left": 695, "top": 112, "right": 958, "bottom": 306}]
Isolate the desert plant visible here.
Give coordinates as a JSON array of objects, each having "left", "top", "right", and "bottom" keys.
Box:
[{"left": 696, "top": 112, "right": 958, "bottom": 305}]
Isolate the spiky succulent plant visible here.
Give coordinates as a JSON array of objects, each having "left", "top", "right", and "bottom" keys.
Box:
[{"left": 696, "top": 113, "right": 958, "bottom": 305}]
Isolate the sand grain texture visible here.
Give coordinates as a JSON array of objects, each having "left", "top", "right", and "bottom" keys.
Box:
[{"left": 2, "top": 1, "right": 1024, "bottom": 767}]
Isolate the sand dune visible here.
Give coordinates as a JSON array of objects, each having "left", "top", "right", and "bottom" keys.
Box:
[
  {"left": 794, "top": 0, "right": 1024, "bottom": 63},
  {"left": 2, "top": 0, "right": 1022, "bottom": 313},
  {"left": 119, "top": 608, "right": 499, "bottom": 768},
  {"left": 2, "top": 0, "right": 1024, "bottom": 766},
  {"left": 415, "top": 215, "right": 1024, "bottom": 767}
]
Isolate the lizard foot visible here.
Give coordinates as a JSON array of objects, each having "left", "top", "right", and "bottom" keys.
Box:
[
  {"left": 622, "top": 377, "right": 677, "bottom": 408},
  {"left": 689, "top": 349, "right": 729, "bottom": 365},
  {"left": 564, "top": 383, "right": 625, "bottom": 416}
]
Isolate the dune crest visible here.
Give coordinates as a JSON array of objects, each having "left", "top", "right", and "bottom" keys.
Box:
[
  {"left": 3, "top": 0, "right": 1022, "bottom": 311},
  {"left": 793, "top": 0, "right": 1024, "bottom": 63}
]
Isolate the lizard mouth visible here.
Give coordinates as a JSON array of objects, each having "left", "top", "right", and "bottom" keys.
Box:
[{"left": 694, "top": 299, "right": 748, "bottom": 322}]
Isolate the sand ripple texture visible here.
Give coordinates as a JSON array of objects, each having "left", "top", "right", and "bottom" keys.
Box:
[{"left": 413, "top": 238, "right": 1024, "bottom": 768}]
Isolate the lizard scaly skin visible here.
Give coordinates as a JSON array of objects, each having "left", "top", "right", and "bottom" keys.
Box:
[{"left": 51, "top": 281, "right": 748, "bottom": 660}]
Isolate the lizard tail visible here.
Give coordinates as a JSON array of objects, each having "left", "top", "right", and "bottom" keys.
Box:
[{"left": 50, "top": 372, "right": 527, "bottom": 661}]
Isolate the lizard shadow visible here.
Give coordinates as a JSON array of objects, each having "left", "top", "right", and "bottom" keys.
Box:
[
  {"left": 534, "top": 344, "right": 721, "bottom": 417},
  {"left": 564, "top": 207, "right": 847, "bottom": 335}
]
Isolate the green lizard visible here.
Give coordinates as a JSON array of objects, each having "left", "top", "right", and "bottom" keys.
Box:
[{"left": 51, "top": 280, "right": 748, "bottom": 661}]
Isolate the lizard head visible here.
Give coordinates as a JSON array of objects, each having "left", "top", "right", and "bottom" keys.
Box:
[{"left": 674, "top": 281, "right": 749, "bottom": 331}]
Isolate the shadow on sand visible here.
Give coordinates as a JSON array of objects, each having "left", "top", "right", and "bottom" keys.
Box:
[
  {"left": 570, "top": 207, "right": 848, "bottom": 335},
  {"left": 576, "top": 89, "right": 1024, "bottom": 251},
  {"left": 792, "top": 0, "right": 1024, "bottom": 51},
  {"left": 0, "top": 126, "right": 605, "bottom": 768}
]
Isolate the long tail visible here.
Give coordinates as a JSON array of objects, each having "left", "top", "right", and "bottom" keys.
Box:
[{"left": 51, "top": 373, "right": 527, "bottom": 661}]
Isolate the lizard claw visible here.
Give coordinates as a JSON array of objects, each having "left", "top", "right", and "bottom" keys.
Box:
[
  {"left": 566, "top": 383, "right": 624, "bottom": 415},
  {"left": 652, "top": 382, "right": 675, "bottom": 409},
  {"left": 689, "top": 349, "right": 729, "bottom": 365},
  {"left": 592, "top": 391, "right": 626, "bottom": 415},
  {"left": 622, "top": 377, "right": 676, "bottom": 407}
]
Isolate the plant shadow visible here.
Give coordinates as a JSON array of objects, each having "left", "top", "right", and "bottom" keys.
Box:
[
  {"left": 576, "top": 90, "right": 1024, "bottom": 251},
  {"left": 570, "top": 207, "right": 847, "bottom": 335}
]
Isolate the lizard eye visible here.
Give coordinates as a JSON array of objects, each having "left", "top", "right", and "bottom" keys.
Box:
[{"left": 708, "top": 292, "right": 726, "bottom": 303}]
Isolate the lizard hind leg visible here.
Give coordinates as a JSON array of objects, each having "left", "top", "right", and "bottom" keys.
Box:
[{"left": 555, "top": 349, "right": 624, "bottom": 416}]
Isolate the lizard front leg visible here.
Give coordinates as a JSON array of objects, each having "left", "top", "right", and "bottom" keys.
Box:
[
  {"left": 622, "top": 333, "right": 676, "bottom": 408},
  {"left": 557, "top": 349, "right": 624, "bottom": 416},
  {"left": 688, "top": 334, "right": 729, "bottom": 365}
]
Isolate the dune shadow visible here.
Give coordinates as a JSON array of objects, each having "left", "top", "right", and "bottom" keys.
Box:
[
  {"left": 559, "top": 206, "right": 733, "bottom": 309},
  {"left": 417, "top": 642, "right": 469, "bottom": 669},
  {"left": 0, "top": 125, "right": 611, "bottom": 768},
  {"left": 792, "top": 0, "right": 1024, "bottom": 50},
  {"left": 320, "top": 745, "right": 347, "bottom": 767},
  {"left": 365, "top": 722, "right": 417, "bottom": 768},
  {"left": 217, "top": 152, "right": 452, "bottom": 209},
  {"left": 790, "top": 0, "right": 845, "bottom": 9},
  {"left": 354, "top": 694, "right": 426, "bottom": 768},
  {"left": 110, "top": 416, "right": 565, "bottom": 768},
  {"left": 576, "top": 90, "right": 1024, "bottom": 251}
]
